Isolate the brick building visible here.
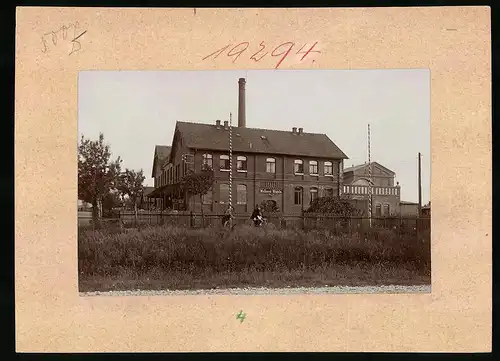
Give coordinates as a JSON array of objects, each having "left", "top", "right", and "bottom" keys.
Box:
[
  {"left": 148, "top": 78, "right": 348, "bottom": 216},
  {"left": 342, "top": 162, "right": 401, "bottom": 216}
]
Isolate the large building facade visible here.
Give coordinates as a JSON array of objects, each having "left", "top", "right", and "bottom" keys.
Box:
[{"left": 148, "top": 119, "right": 348, "bottom": 216}]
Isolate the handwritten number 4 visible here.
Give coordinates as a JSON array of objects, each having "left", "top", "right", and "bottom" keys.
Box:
[{"left": 296, "top": 42, "right": 321, "bottom": 61}]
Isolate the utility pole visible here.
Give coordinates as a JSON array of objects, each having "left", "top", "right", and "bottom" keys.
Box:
[
  {"left": 418, "top": 152, "right": 422, "bottom": 217},
  {"left": 229, "top": 112, "right": 233, "bottom": 228},
  {"left": 368, "top": 124, "right": 372, "bottom": 228}
]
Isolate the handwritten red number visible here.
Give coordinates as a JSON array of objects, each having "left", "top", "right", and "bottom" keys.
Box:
[
  {"left": 296, "top": 42, "right": 321, "bottom": 61},
  {"left": 227, "top": 42, "right": 250, "bottom": 63},
  {"left": 250, "top": 41, "right": 268, "bottom": 62},
  {"left": 271, "top": 42, "right": 294, "bottom": 69},
  {"left": 202, "top": 44, "right": 231, "bottom": 61}
]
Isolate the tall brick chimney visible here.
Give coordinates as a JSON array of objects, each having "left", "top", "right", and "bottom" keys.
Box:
[{"left": 238, "top": 78, "right": 246, "bottom": 128}]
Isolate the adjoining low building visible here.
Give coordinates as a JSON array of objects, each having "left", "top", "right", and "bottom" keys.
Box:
[
  {"left": 342, "top": 161, "right": 401, "bottom": 216},
  {"left": 400, "top": 200, "right": 419, "bottom": 216}
]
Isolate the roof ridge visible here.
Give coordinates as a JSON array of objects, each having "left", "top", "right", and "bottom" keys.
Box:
[{"left": 176, "top": 120, "right": 326, "bottom": 136}]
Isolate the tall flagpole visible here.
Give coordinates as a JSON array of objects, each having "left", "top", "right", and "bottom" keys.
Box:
[
  {"left": 368, "top": 124, "right": 372, "bottom": 228},
  {"left": 229, "top": 112, "right": 233, "bottom": 227}
]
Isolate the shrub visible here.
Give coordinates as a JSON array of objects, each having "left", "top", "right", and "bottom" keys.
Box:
[{"left": 78, "top": 224, "right": 431, "bottom": 277}]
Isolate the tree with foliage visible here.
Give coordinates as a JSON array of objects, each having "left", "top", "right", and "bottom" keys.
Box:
[
  {"left": 78, "top": 133, "right": 122, "bottom": 226},
  {"left": 117, "top": 169, "right": 145, "bottom": 225},
  {"left": 305, "top": 196, "right": 363, "bottom": 217},
  {"left": 102, "top": 189, "right": 123, "bottom": 217},
  {"left": 260, "top": 199, "right": 280, "bottom": 214},
  {"left": 179, "top": 167, "right": 215, "bottom": 220}
]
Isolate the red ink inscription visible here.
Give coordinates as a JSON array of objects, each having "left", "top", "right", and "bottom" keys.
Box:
[
  {"left": 296, "top": 42, "right": 321, "bottom": 61},
  {"left": 201, "top": 41, "right": 321, "bottom": 67},
  {"left": 202, "top": 44, "right": 231, "bottom": 61},
  {"left": 250, "top": 41, "right": 268, "bottom": 62},
  {"left": 227, "top": 42, "right": 250, "bottom": 63},
  {"left": 271, "top": 42, "right": 295, "bottom": 69}
]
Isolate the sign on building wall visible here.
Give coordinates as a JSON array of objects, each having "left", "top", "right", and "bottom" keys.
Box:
[{"left": 259, "top": 189, "right": 283, "bottom": 194}]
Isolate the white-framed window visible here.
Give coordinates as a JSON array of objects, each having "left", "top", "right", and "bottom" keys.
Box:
[
  {"left": 309, "top": 160, "right": 318, "bottom": 175},
  {"left": 294, "top": 186, "right": 303, "bottom": 205},
  {"left": 236, "top": 156, "right": 247, "bottom": 172},
  {"left": 202, "top": 153, "right": 213, "bottom": 170},
  {"left": 294, "top": 159, "right": 304, "bottom": 174},
  {"left": 310, "top": 187, "right": 318, "bottom": 203},
  {"left": 237, "top": 184, "right": 247, "bottom": 204},
  {"left": 324, "top": 161, "right": 333, "bottom": 176},
  {"left": 219, "top": 183, "right": 230, "bottom": 204},
  {"left": 220, "top": 154, "right": 230, "bottom": 171},
  {"left": 384, "top": 204, "right": 390, "bottom": 216},
  {"left": 375, "top": 204, "right": 382, "bottom": 216},
  {"left": 266, "top": 157, "right": 276, "bottom": 173}
]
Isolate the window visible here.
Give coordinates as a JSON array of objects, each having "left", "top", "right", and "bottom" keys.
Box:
[
  {"left": 176, "top": 164, "right": 180, "bottom": 182},
  {"left": 294, "top": 159, "right": 304, "bottom": 174},
  {"left": 202, "top": 153, "right": 213, "bottom": 170},
  {"left": 375, "top": 204, "right": 382, "bottom": 217},
  {"left": 384, "top": 204, "right": 390, "bottom": 216},
  {"left": 266, "top": 157, "right": 276, "bottom": 173},
  {"left": 310, "top": 187, "right": 318, "bottom": 203},
  {"left": 309, "top": 187, "right": 318, "bottom": 203},
  {"left": 202, "top": 189, "right": 212, "bottom": 204},
  {"left": 220, "top": 155, "right": 230, "bottom": 171},
  {"left": 237, "top": 184, "right": 247, "bottom": 204},
  {"left": 219, "top": 184, "right": 230, "bottom": 204},
  {"left": 236, "top": 156, "right": 247, "bottom": 171},
  {"left": 309, "top": 160, "right": 318, "bottom": 175},
  {"left": 324, "top": 161, "right": 333, "bottom": 176},
  {"left": 294, "top": 187, "right": 303, "bottom": 205},
  {"left": 325, "top": 188, "right": 334, "bottom": 197}
]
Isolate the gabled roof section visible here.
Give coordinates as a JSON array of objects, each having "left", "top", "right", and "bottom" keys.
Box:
[
  {"left": 174, "top": 121, "right": 348, "bottom": 159},
  {"left": 343, "top": 161, "right": 395, "bottom": 175},
  {"left": 151, "top": 145, "right": 172, "bottom": 177}
]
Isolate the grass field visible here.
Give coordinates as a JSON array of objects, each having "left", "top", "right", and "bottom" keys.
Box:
[{"left": 78, "top": 224, "right": 431, "bottom": 292}]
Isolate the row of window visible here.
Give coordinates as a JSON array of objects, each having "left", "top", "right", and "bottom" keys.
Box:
[
  {"left": 202, "top": 153, "right": 337, "bottom": 175},
  {"left": 200, "top": 184, "right": 335, "bottom": 206},
  {"left": 374, "top": 204, "right": 391, "bottom": 216}
]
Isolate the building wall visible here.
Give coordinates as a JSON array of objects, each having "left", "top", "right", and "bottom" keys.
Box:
[
  {"left": 185, "top": 149, "right": 342, "bottom": 215},
  {"left": 400, "top": 203, "right": 419, "bottom": 216}
]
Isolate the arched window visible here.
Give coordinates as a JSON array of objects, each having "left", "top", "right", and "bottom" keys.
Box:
[
  {"left": 236, "top": 156, "right": 247, "bottom": 171},
  {"left": 384, "top": 204, "right": 390, "bottom": 216},
  {"left": 266, "top": 157, "right": 276, "bottom": 173},
  {"left": 237, "top": 184, "right": 247, "bottom": 204},
  {"left": 294, "top": 186, "right": 303, "bottom": 205},
  {"left": 324, "top": 161, "right": 333, "bottom": 176},
  {"left": 375, "top": 204, "right": 382, "bottom": 217},
  {"left": 294, "top": 159, "right": 304, "bottom": 174},
  {"left": 219, "top": 183, "right": 230, "bottom": 204},
  {"left": 202, "top": 153, "right": 212, "bottom": 170},
  {"left": 220, "top": 154, "right": 230, "bottom": 170},
  {"left": 309, "top": 160, "right": 318, "bottom": 175},
  {"left": 310, "top": 187, "right": 318, "bottom": 203}
]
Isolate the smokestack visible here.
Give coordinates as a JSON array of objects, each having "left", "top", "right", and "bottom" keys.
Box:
[
  {"left": 238, "top": 78, "right": 246, "bottom": 128},
  {"left": 292, "top": 127, "right": 297, "bottom": 134},
  {"left": 223, "top": 120, "right": 229, "bottom": 129},
  {"left": 298, "top": 127, "right": 303, "bottom": 134},
  {"left": 215, "top": 119, "right": 221, "bottom": 128}
]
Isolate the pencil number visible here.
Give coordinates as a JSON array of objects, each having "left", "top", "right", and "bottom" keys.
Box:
[
  {"left": 41, "top": 22, "right": 87, "bottom": 56},
  {"left": 202, "top": 41, "right": 321, "bottom": 69}
]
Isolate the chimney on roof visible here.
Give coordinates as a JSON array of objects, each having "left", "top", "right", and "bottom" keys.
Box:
[
  {"left": 223, "top": 120, "right": 229, "bottom": 129},
  {"left": 292, "top": 127, "right": 297, "bottom": 134},
  {"left": 238, "top": 78, "right": 246, "bottom": 128},
  {"left": 215, "top": 119, "right": 221, "bottom": 128},
  {"left": 298, "top": 127, "right": 303, "bottom": 134}
]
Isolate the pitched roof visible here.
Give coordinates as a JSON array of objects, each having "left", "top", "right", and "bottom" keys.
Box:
[
  {"left": 143, "top": 186, "right": 155, "bottom": 196},
  {"left": 151, "top": 145, "right": 172, "bottom": 177},
  {"left": 175, "top": 121, "right": 348, "bottom": 159},
  {"left": 343, "top": 161, "right": 395, "bottom": 175},
  {"left": 400, "top": 201, "right": 418, "bottom": 205}
]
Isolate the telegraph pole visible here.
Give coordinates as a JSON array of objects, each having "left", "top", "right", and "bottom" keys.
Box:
[
  {"left": 229, "top": 112, "right": 233, "bottom": 228},
  {"left": 368, "top": 124, "right": 372, "bottom": 228},
  {"left": 418, "top": 152, "right": 422, "bottom": 217}
]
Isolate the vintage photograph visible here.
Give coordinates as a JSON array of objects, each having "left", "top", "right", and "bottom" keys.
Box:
[{"left": 78, "top": 69, "right": 431, "bottom": 295}]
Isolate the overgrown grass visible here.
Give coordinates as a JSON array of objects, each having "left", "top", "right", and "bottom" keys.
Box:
[{"left": 78, "top": 225, "right": 431, "bottom": 291}]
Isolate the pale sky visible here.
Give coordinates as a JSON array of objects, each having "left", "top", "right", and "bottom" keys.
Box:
[{"left": 78, "top": 69, "right": 430, "bottom": 204}]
